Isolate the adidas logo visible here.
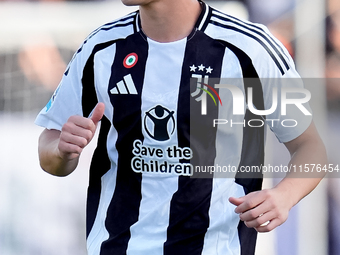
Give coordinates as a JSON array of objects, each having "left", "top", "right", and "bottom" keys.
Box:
[{"left": 110, "top": 74, "right": 138, "bottom": 95}]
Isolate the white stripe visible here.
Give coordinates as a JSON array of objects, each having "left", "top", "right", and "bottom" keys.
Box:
[
  {"left": 201, "top": 48, "right": 245, "bottom": 255},
  {"left": 127, "top": 176, "right": 178, "bottom": 255},
  {"left": 211, "top": 10, "right": 290, "bottom": 71},
  {"left": 117, "top": 80, "right": 128, "bottom": 94},
  {"left": 87, "top": 168, "right": 117, "bottom": 255},
  {"left": 211, "top": 10, "right": 283, "bottom": 54},
  {"left": 211, "top": 15, "right": 287, "bottom": 67},
  {"left": 194, "top": 75, "right": 209, "bottom": 102},
  {"left": 205, "top": 22, "right": 284, "bottom": 77},
  {"left": 191, "top": 74, "right": 203, "bottom": 97},
  {"left": 127, "top": 36, "right": 187, "bottom": 254},
  {"left": 135, "top": 13, "right": 141, "bottom": 32},
  {"left": 201, "top": 179, "right": 245, "bottom": 255},
  {"left": 110, "top": 87, "right": 119, "bottom": 94},
  {"left": 93, "top": 43, "right": 116, "bottom": 119},
  {"left": 87, "top": 44, "right": 119, "bottom": 255},
  {"left": 198, "top": 2, "right": 210, "bottom": 30},
  {"left": 212, "top": 10, "right": 284, "bottom": 52},
  {"left": 124, "top": 74, "right": 138, "bottom": 94},
  {"left": 87, "top": 13, "right": 136, "bottom": 40}
]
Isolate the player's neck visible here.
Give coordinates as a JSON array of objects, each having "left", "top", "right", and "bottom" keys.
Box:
[{"left": 139, "top": 0, "right": 201, "bottom": 43}]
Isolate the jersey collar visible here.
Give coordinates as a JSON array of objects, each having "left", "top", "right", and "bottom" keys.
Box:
[
  {"left": 195, "top": 0, "right": 211, "bottom": 32},
  {"left": 135, "top": 0, "right": 211, "bottom": 40}
]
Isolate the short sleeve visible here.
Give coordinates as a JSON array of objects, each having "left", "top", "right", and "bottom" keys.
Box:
[
  {"left": 35, "top": 49, "right": 86, "bottom": 131},
  {"left": 261, "top": 67, "right": 313, "bottom": 143}
]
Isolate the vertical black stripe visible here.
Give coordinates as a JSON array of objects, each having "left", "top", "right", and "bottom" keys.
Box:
[
  {"left": 219, "top": 42, "right": 264, "bottom": 188},
  {"left": 164, "top": 31, "right": 225, "bottom": 255},
  {"left": 99, "top": 33, "right": 148, "bottom": 255},
  {"left": 219, "top": 41, "right": 264, "bottom": 255},
  {"left": 81, "top": 40, "right": 118, "bottom": 237},
  {"left": 82, "top": 40, "right": 118, "bottom": 117},
  {"left": 86, "top": 116, "right": 112, "bottom": 237}
]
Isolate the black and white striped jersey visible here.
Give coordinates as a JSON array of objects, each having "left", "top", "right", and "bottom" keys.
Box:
[{"left": 35, "top": 1, "right": 311, "bottom": 255}]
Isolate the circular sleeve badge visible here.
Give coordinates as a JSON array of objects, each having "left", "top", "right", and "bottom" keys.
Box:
[{"left": 123, "top": 53, "right": 138, "bottom": 68}]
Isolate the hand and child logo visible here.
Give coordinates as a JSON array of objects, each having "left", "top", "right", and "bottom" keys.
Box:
[
  {"left": 144, "top": 105, "right": 176, "bottom": 141},
  {"left": 131, "top": 105, "right": 192, "bottom": 176}
]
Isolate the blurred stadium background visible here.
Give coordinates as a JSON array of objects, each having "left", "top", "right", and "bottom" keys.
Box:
[{"left": 0, "top": 0, "right": 339, "bottom": 254}]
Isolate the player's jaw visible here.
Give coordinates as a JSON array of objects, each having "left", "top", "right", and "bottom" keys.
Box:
[{"left": 121, "top": 0, "right": 159, "bottom": 7}]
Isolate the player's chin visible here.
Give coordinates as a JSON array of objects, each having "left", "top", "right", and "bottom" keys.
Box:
[
  {"left": 121, "top": 0, "right": 153, "bottom": 7},
  {"left": 120, "top": 0, "right": 142, "bottom": 6}
]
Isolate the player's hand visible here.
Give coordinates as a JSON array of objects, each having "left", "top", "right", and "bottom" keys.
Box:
[
  {"left": 229, "top": 188, "right": 293, "bottom": 232},
  {"left": 57, "top": 102, "right": 105, "bottom": 161}
]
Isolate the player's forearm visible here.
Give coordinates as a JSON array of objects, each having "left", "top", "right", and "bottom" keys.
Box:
[
  {"left": 38, "top": 129, "right": 79, "bottom": 176},
  {"left": 278, "top": 125, "right": 327, "bottom": 208},
  {"left": 229, "top": 122, "right": 327, "bottom": 232},
  {"left": 273, "top": 177, "right": 323, "bottom": 212}
]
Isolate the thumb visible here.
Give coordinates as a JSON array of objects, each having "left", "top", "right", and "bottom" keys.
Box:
[
  {"left": 229, "top": 196, "right": 244, "bottom": 207},
  {"left": 89, "top": 102, "right": 105, "bottom": 125}
]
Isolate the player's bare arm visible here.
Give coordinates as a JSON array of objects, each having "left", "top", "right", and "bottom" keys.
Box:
[
  {"left": 229, "top": 121, "right": 327, "bottom": 232},
  {"left": 38, "top": 103, "right": 105, "bottom": 176}
]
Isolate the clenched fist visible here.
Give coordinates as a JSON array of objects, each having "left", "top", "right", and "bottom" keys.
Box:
[
  {"left": 38, "top": 102, "right": 105, "bottom": 176},
  {"left": 58, "top": 102, "right": 105, "bottom": 161}
]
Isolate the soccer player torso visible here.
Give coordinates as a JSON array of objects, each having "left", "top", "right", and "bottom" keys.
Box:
[
  {"left": 87, "top": 27, "right": 245, "bottom": 255},
  {"left": 36, "top": 2, "right": 302, "bottom": 254},
  {"left": 85, "top": 22, "right": 264, "bottom": 255}
]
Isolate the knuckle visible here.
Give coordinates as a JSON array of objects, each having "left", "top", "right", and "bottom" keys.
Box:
[
  {"left": 59, "top": 132, "right": 67, "bottom": 142},
  {"left": 249, "top": 210, "right": 258, "bottom": 219},
  {"left": 62, "top": 122, "right": 72, "bottom": 131},
  {"left": 75, "top": 146, "right": 83, "bottom": 155},
  {"left": 58, "top": 142, "right": 67, "bottom": 153},
  {"left": 277, "top": 214, "right": 287, "bottom": 224},
  {"left": 255, "top": 219, "right": 262, "bottom": 227},
  {"left": 246, "top": 223, "right": 254, "bottom": 228},
  {"left": 244, "top": 221, "right": 250, "bottom": 228},
  {"left": 79, "top": 137, "right": 88, "bottom": 148},
  {"left": 68, "top": 115, "right": 78, "bottom": 122},
  {"left": 245, "top": 200, "right": 255, "bottom": 209},
  {"left": 265, "top": 225, "right": 274, "bottom": 232},
  {"left": 262, "top": 189, "right": 271, "bottom": 199},
  {"left": 83, "top": 119, "right": 94, "bottom": 130},
  {"left": 70, "top": 143, "right": 82, "bottom": 155},
  {"left": 274, "top": 208, "right": 281, "bottom": 217},
  {"left": 84, "top": 130, "right": 94, "bottom": 141}
]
